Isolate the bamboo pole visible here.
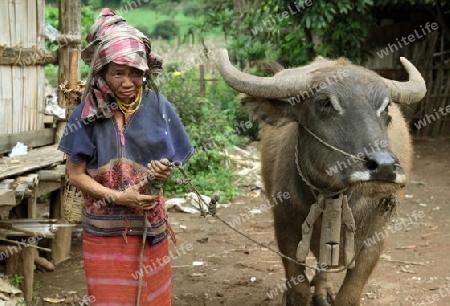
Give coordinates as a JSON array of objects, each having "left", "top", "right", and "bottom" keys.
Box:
[
  {"left": 0, "top": 238, "right": 52, "bottom": 252},
  {"left": 0, "top": 47, "right": 58, "bottom": 66}
]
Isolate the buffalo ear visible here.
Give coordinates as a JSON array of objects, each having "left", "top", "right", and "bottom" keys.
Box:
[{"left": 240, "top": 95, "right": 300, "bottom": 127}]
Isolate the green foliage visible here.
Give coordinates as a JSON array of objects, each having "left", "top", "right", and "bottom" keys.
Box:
[
  {"left": 32, "top": 281, "right": 41, "bottom": 303},
  {"left": 279, "top": 31, "right": 309, "bottom": 66},
  {"left": 80, "top": 6, "right": 97, "bottom": 43},
  {"left": 201, "top": 0, "right": 379, "bottom": 65},
  {"left": 120, "top": 9, "right": 200, "bottom": 38},
  {"left": 282, "top": 0, "right": 376, "bottom": 63},
  {"left": 158, "top": 68, "right": 240, "bottom": 201},
  {"left": 149, "top": 0, "right": 182, "bottom": 16},
  {"left": 37, "top": 193, "right": 50, "bottom": 204},
  {"left": 101, "top": 0, "right": 122, "bottom": 8},
  {"left": 200, "top": 0, "right": 291, "bottom": 67},
  {"left": 45, "top": 64, "right": 58, "bottom": 88},
  {"left": 184, "top": 2, "right": 202, "bottom": 17},
  {"left": 152, "top": 20, "right": 180, "bottom": 40},
  {"left": 9, "top": 273, "right": 24, "bottom": 289},
  {"left": 44, "top": 6, "right": 59, "bottom": 31},
  {"left": 214, "top": 79, "right": 259, "bottom": 141},
  {"left": 44, "top": 5, "right": 96, "bottom": 87},
  {"left": 44, "top": 5, "right": 96, "bottom": 50},
  {"left": 135, "top": 24, "right": 152, "bottom": 40}
]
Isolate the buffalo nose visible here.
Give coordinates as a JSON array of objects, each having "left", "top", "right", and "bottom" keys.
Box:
[{"left": 365, "top": 152, "right": 402, "bottom": 182}]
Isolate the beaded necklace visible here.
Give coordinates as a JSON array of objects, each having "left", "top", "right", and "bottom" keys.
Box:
[{"left": 116, "top": 87, "right": 143, "bottom": 114}]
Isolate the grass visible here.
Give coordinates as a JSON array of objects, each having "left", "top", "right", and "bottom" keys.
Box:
[{"left": 120, "top": 9, "right": 199, "bottom": 37}]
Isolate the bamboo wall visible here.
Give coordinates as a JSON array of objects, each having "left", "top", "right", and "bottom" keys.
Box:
[{"left": 0, "top": 0, "right": 46, "bottom": 135}]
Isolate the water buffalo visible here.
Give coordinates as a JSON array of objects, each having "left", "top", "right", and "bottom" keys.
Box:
[{"left": 217, "top": 49, "right": 426, "bottom": 306}]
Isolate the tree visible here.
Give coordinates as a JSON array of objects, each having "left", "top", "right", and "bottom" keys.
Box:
[
  {"left": 201, "top": 0, "right": 449, "bottom": 66},
  {"left": 201, "top": 0, "right": 378, "bottom": 66},
  {"left": 273, "top": 0, "right": 379, "bottom": 64}
]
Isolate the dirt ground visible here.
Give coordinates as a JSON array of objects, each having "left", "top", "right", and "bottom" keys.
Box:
[{"left": 33, "top": 138, "right": 450, "bottom": 306}]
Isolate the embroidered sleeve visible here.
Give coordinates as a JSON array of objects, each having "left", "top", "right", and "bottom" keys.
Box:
[
  {"left": 57, "top": 104, "right": 96, "bottom": 164},
  {"left": 161, "top": 94, "right": 195, "bottom": 165}
]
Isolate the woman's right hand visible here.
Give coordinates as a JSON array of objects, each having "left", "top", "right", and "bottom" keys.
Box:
[
  {"left": 66, "top": 158, "right": 158, "bottom": 211},
  {"left": 113, "top": 186, "right": 159, "bottom": 210}
]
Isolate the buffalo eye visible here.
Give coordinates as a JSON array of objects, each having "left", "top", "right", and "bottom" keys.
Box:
[
  {"left": 316, "top": 97, "right": 334, "bottom": 115},
  {"left": 319, "top": 98, "right": 332, "bottom": 108},
  {"left": 382, "top": 103, "right": 392, "bottom": 125},
  {"left": 385, "top": 114, "right": 392, "bottom": 125}
]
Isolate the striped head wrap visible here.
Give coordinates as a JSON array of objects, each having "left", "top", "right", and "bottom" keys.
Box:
[{"left": 80, "top": 8, "right": 163, "bottom": 120}]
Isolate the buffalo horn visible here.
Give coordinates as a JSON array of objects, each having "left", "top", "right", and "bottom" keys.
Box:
[
  {"left": 381, "top": 57, "right": 426, "bottom": 104},
  {"left": 216, "top": 49, "right": 315, "bottom": 99}
]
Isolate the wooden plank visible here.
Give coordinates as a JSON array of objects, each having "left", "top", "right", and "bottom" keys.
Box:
[
  {"left": 50, "top": 182, "right": 72, "bottom": 265},
  {"left": 37, "top": 181, "right": 62, "bottom": 197},
  {"left": 26, "top": 0, "right": 35, "bottom": 47},
  {"left": 0, "top": 2, "right": 13, "bottom": 135},
  {"left": 7, "top": 0, "right": 16, "bottom": 45},
  {"left": 37, "top": 0, "right": 46, "bottom": 131},
  {"left": 8, "top": 1, "right": 21, "bottom": 134},
  {"left": 28, "top": 68, "right": 38, "bottom": 132},
  {"left": 43, "top": 115, "right": 54, "bottom": 124},
  {"left": 0, "top": 1, "right": 10, "bottom": 45},
  {"left": 0, "top": 145, "right": 65, "bottom": 180},
  {"left": 23, "top": 0, "right": 31, "bottom": 132},
  {"left": 51, "top": 227, "right": 72, "bottom": 264},
  {"left": 37, "top": 67, "right": 46, "bottom": 130},
  {"left": 27, "top": 186, "right": 37, "bottom": 218},
  {"left": 6, "top": 243, "right": 35, "bottom": 303},
  {"left": 25, "top": 0, "right": 35, "bottom": 132},
  {"left": 0, "top": 128, "right": 55, "bottom": 154},
  {"left": 37, "top": 170, "right": 64, "bottom": 182},
  {"left": 431, "top": 35, "right": 450, "bottom": 136},
  {"left": 13, "top": 0, "right": 24, "bottom": 132},
  {"left": 439, "top": 78, "right": 450, "bottom": 134},
  {"left": 0, "top": 190, "right": 16, "bottom": 205},
  {"left": 36, "top": 0, "right": 45, "bottom": 50},
  {"left": 0, "top": 66, "right": 13, "bottom": 135}
]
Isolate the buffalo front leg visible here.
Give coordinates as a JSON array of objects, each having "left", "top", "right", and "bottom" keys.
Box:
[
  {"left": 281, "top": 257, "right": 311, "bottom": 306},
  {"left": 311, "top": 271, "right": 334, "bottom": 306},
  {"left": 276, "top": 222, "right": 312, "bottom": 306},
  {"left": 333, "top": 241, "right": 384, "bottom": 306}
]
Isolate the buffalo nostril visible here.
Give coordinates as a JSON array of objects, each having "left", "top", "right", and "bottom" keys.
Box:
[
  {"left": 366, "top": 160, "right": 378, "bottom": 171},
  {"left": 364, "top": 152, "right": 401, "bottom": 182}
]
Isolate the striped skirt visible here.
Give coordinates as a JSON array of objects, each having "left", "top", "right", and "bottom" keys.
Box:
[{"left": 82, "top": 232, "right": 171, "bottom": 305}]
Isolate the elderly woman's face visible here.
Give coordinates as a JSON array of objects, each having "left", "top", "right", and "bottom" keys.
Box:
[{"left": 105, "top": 62, "right": 144, "bottom": 102}]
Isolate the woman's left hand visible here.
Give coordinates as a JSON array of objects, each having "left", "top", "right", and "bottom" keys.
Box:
[{"left": 147, "top": 158, "right": 172, "bottom": 181}]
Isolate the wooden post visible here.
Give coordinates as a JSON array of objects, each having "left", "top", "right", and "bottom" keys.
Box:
[
  {"left": 56, "top": 0, "right": 81, "bottom": 143},
  {"left": 49, "top": 181, "right": 72, "bottom": 265},
  {"left": 6, "top": 244, "right": 35, "bottom": 303},
  {"left": 27, "top": 186, "right": 37, "bottom": 218},
  {"left": 0, "top": 189, "right": 16, "bottom": 219},
  {"left": 67, "top": 49, "right": 80, "bottom": 119},
  {"left": 53, "top": 0, "right": 80, "bottom": 262}
]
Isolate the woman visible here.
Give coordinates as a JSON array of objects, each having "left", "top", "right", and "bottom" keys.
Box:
[{"left": 58, "top": 8, "right": 194, "bottom": 305}]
